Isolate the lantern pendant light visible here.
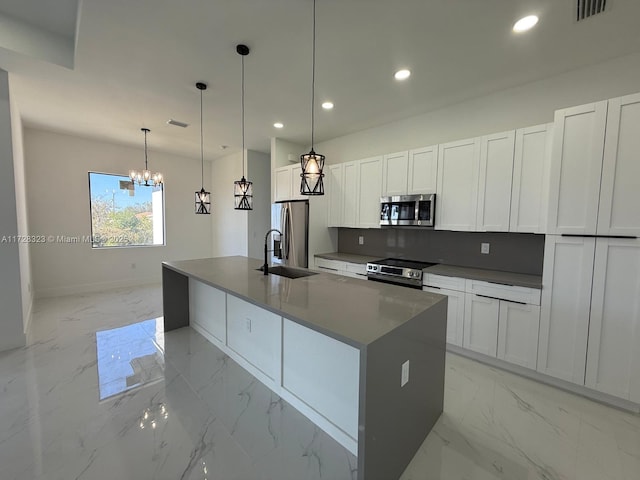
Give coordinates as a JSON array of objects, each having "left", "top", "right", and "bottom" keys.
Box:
[
  {"left": 195, "top": 82, "right": 211, "bottom": 215},
  {"left": 300, "top": 0, "right": 325, "bottom": 196},
  {"left": 130, "top": 128, "right": 163, "bottom": 187},
  {"left": 233, "top": 44, "right": 253, "bottom": 211}
]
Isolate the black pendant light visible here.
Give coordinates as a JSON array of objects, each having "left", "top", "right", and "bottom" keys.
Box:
[
  {"left": 130, "top": 128, "right": 163, "bottom": 187},
  {"left": 234, "top": 44, "right": 253, "bottom": 211},
  {"left": 300, "top": 0, "right": 325, "bottom": 196},
  {"left": 195, "top": 82, "right": 211, "bottom": 215}
]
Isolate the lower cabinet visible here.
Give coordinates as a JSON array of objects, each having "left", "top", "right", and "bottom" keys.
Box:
[
  {"left": 314, "top": 257, "right": 367, "bottom": 279},
  {"left": 226, "top": 295, "right": 282, "bottom": 382},
  {"left": 423, "top": 286, "right": 464, "bottom": 346},
  {"left": 282, "top": 319, "right": 360, "bottom": 440},
  {"left": 463, "top": 294, "right": 499, "bottom": 357},
  {"left": 497, "top": 301, "right": 540, "bottom": 369},
  {"left": 189, "top": 278, "right": 226, "bottom": 343}
]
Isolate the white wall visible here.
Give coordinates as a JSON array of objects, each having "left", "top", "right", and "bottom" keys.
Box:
[
  {"left": 247, "top": 150, "right": 270, "bottom": 260},
  {"left": 271, "top": 137, "right": 304, "bottom": 170},
  {"left": 316, "top": 52, "right": 640, "bottom": 163},
  {"left": 0, "top": 69, "right": 26, "bottom": 351},
  {"left": 9, "top": 75, "right": 32, "bottom": 332},
  {"left": 24, "top": 128, "right": 213, "bottom": 297},
  {"left": 211, "top": 151, "right": 248, "bottom": 257}
]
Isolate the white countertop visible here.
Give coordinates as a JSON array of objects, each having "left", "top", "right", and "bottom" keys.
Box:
[{"left": 163, "top": 256, "right": 446, "bottom": 348}]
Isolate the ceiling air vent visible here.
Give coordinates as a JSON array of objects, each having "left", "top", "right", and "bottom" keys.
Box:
[
  {"left": 577, "top": 0, "right": 607, "bottom": 21},
  {"left": 167, "top": 119, "right": 189, "bottom": 128}
]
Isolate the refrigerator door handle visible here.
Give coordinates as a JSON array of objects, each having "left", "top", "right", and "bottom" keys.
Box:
[{"left": 284, "top": 205, "right": 291, "bottom": 260}]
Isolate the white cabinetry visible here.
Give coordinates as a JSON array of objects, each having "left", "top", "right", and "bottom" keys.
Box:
[
  {"left": 463, "top": 294, "right": 499, "bottom": 357},
  {"left": 273, "top": 164, "right": 304, "bottom": 202},
  {"left": 497, "top": 301, "right": 540, "bottom": 369},
  {"left": 357, "top": 156, "right": 383, "bottom": 228},
  {"left": 282, "top": 319, "right": 360, "bottom": 439},
  {"left": 538, "top": 235, "right": 595, "bottom": 384},
  {"left": 476, "top": 131, "right": 515, "bottom": 232},
  {"left": 226, "top": 295, "right": 282, "bottom": 382},
  {"left": 597, "top": 93, "right": 640, "bottom": 236},
  {"left": 327, "top": 164, "right": 344, "bottom": 227},
  {"left": 189, "top": 278, "right": 226, "bottom": 344},
  {"left": 436, "top": 137, "right": 480, "bottom": 231},
  {"left": 342, "top": 161, "right": 359, "bottom": 227},
  {"left": 510, "top": 124, "right": 552, "bottom": 233},
  {"left": 547, "top": 102, "right": 608, "bottom": 234},
  {"left": 585, "top": 238, "right": 640, "bottom": 402},
  {"left": 314, "top": 257, "right": 367, "bottom": 280},
  {"left": 382, "top": 151, "right": 409, "bottom": 196},
  {"left": 423, "top": 286, "right": 465, "bottom": 346},
  {"left": 408, "top": 146, "right": 438, "bottom": 194}
]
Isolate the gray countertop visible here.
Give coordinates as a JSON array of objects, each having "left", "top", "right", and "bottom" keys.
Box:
[
  {"left": 424, "top": 264, "right": 542, "bottom": 289},
  {"left": 315, "top": 252, "right": 384, "bottom": 264},
  {"left": 163, "top": 256, "right": 446, "bottom": 348}
]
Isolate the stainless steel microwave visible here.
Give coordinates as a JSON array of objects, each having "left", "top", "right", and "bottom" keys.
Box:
[{"left": 380, "top": 194, "right": 435, "bottom": 227}]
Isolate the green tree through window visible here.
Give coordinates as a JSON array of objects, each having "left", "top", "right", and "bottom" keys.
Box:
[{"left": 88, "top": 172, "right": 165, "bottom": 248}]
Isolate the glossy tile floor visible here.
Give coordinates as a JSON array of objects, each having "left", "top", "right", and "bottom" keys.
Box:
[{"left": 0, "top": 286, "right": 638, "bottom": 480}]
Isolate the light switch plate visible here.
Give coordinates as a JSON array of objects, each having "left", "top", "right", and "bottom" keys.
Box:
[
  {"left": 481, "top": 243, "right": 490, "bottom": 254},
  {"left": 401, "top": 360, "right": 410, "bottom": 387}
]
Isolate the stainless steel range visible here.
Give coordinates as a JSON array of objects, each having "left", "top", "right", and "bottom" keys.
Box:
[{"left": 366, "top": 258, "right": 436, "bottom": 289}]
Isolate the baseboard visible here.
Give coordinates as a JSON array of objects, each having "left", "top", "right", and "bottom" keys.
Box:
[
  {"left": 447, "top": 345, "right": 640, "bottom": 414},
  {"left": 35, "top": 276, "right": 160, "bottom": 298}
]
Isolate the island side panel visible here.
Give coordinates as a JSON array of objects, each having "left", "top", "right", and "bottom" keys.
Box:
[
  {"left": 357, "top": 298, "right": 447, "bottom": 480},
  {"left": 162, "top": 265, "right": 190, "bottom": 331}
]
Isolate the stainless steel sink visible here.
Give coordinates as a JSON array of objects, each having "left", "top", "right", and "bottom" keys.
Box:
[{"left": 258, "top": 265, "right": 318, "bottom": 279}]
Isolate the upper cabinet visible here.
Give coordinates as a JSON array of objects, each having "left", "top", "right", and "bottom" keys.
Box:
[
  {"left": 357, "top": 156, "right": 383, "bottom": 228},
  {"left": 382, "top": 151, "right": 409, "bottom": 196},
  {"left": 597, "top": 93, "right": 640, "bottom": 236},
  {"left": 546, "top": 101, "right": 608, "bottom": 234},
  {"left": 327, "top": 164, "right": 344, "bottom": 227},
  {"left": 510, "top": 124, "right": 553, "bottom": 234},
  {"left": 476, "top": 130, "right": 515, "bottom": 232},
  {"left": 342, "top": 161, "right": 359, "bottom": 228},
  {"left": 436, "top": 137, "right": 480, "bottom": 231},
  {"left": 408, "top": 146, "right": 438, "bottom": 194},
  {"left": 273, "top": 164, "right": 305, "bottom": 202}
]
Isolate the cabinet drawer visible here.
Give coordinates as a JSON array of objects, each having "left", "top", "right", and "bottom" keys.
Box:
[
  {"left": 344, "top": 262, "right": 367, "bottom": 277},
  {"left": 465, "top": 279, "right": 541, "bottom": 305},
  {"left": 315, "top": 257, "right": 346, "bottom": 272},
  {"left": 423, "top": 273, "right": 466, "bottom": 291}
]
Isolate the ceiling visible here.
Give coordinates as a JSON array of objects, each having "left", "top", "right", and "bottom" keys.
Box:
[{"left": 2, "top": 0, "right": 640, "bottom": 161}]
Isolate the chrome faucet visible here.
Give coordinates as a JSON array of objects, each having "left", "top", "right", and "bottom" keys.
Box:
[{"left": 263, "top": 229, "right": 282, "bottom": 275}]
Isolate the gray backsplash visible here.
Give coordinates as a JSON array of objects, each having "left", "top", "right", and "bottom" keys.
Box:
[{"left": 337, "top": 228, "right": 545, "bottom": 276}]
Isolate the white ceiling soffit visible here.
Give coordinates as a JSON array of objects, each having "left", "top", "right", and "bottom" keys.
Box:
[
  {"left": 1, "top": 0, "right": 640, "bottom": 161},
  {"left": 0, "top": 0, "right": 78, "bottom": 69}
]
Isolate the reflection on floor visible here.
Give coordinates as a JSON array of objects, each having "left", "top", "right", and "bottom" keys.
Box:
[{"left": 0, "top": 285, "right": 638, "bottom": 480}]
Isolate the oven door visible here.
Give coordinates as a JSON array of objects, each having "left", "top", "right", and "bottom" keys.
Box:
[{"left": 367, "top": 273, "right": 423, "bottom": 289}]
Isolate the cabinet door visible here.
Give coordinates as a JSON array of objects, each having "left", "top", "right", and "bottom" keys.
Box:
[
  {"left": 510, "top": 124, "right": 552, "bottom": 233},
  {"left": 436, "top": 138, "right": 480, "bottom": 231},
  {"left": 342, "top": 161, "right": 359, "bottom": 227},
  {"left": 290, "top": 164, "right": 305, "bottom": 200},
  {"left": 327, "top": 164, "right": 344, "bottom": 227},
  {"left": 476, "top": 130, "right": 515, "bottom": 232},
  {"left": 537, "top": 235, "right": 595, "bottom": 384},
  {"left": 274, "top": 166, "right": 293, "bottom": 202},
  {"left": 423, "top": 287, "right": 465, "bottom": 346},
  {"left": 382, "top": 151, "right": 408, "bottom": 196},
  {"left": 586, "top": 238, "right": 640, "bottom": 401},
  {"left": 189, "top": 279, "right": 226, "bottom": 344},
  {"left": 227, "top": 295, "right": 282, "bottom": 383},
  {"left": 357, "top": 156, "right": 383, "bottom": 228},
  {"left": 463, "top": 294, "right": 499, "bottom": 357},
  {"left": 497, "top": 301, "right": 540, "bottom": 369},
  {"left": 547, "top": 102, "right": 608, "bottom": 234},
  {"left": 408, "top": 145, "right": 438, "bottom": 194},
  {"left": 597, "top": 93, "right": 640, "bottom": 236}
]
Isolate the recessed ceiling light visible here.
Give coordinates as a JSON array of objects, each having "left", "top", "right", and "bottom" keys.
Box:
[
  {"left": 273, "top": 122, "right": 284, "bottom": 129},
  {"left": 394, "top": 69, "right": 411, "bottom": 81},
  {"left": 513, "top": 15, "right": 539, "bottom": 33},
  {"left": 322, "top": 102, "right": 334, "bottom": 110}
]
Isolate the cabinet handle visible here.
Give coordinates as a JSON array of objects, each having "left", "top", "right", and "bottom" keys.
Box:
[
  {"left": 424, "top": 285, "right": 441, "bottom": 290},
  {"left": 318, "top": 266, "right": 338, "bottom": 271},
  {"left": 477, "top": 294, "right": 527, "bottom": 305},
  {"left": 486, "top": 280, "right": 515, "bottom": 287},
  {"left": 355, "top": 273, "right": 367, "bottom": 277},
  {"left": 476, "top": 294, "right": 501, "bottom": 301},
  {"left": 561, "top": 234, "right": 638, "bottom": 239},
  {"left": 501, "top": 298, "right": 527, "bottom": 306}
]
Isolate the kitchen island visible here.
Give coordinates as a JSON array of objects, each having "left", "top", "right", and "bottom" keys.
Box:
[{"left": 162, "top": 256, "right": 447, "bottom": 480}]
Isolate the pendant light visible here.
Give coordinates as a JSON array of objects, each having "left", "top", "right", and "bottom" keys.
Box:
[
  {"left": 195, "top": 82, "right": 211, "bottom": 214},
  {"left": 300, "top": 0, "right": 325, "bottom": 196},
  {"left": 233, "top": 44, "right": 253, "bottom": 211},
  {"left": 130, "top": 128, "right": 163, "bottom": 187}
]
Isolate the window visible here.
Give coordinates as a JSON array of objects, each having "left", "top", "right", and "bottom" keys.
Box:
[{"left": 88, "top": 172, "right": 165, "bottom": 248}]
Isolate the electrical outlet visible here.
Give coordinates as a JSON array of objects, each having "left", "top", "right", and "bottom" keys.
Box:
[
  {"left": 131, "top": 262, "right": 136, "bottom": 269},
  {"left": 401, "top": 360, "right": 410, "bottom": 387},
  {"left": 358, "top": 235, "right": 364, "bottom": 245},
  {"left": 245, "top": 318, "right": 252, "bottom": 333},
  {"left": 481, "top": 243, "right": 490, "bottom": 255}
]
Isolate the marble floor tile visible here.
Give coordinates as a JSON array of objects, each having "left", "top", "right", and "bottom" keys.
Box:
[{"left": 1, "top": 285, "right": 639, "bottom": 480}]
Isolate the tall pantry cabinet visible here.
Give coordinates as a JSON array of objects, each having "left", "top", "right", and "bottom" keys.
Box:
[{"left": 539, "top": 92, "right": 640, "bottom": 403}]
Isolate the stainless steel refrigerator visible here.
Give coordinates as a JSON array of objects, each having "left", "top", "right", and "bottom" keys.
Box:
[{"left": 270, "top": 200, "right": 309, "bottom": 268}]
